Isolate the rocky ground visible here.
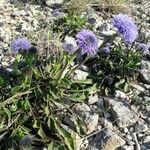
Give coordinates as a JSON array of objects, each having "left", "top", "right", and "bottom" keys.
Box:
[{"left": 0, "top": 0, "right": 150, "bottom": 150}]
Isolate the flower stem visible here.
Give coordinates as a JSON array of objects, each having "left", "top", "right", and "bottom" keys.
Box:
[{"left": 66, "top": 56, "right": 89, "bottom": 78}]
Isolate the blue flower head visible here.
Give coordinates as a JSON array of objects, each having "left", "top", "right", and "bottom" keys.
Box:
[
  {"left": 11, "top": 38, "right": 31, "bottom": 53},
  {"left": 112, "top": 14, "right": 138, "bottom": 44},
  {"left": 138, "top": 43, "right": 149, "bottom": 54},
  {"left": 102, "top": 46, "right": 110, "bottom": 54},
  {"left": 76, "top": 29, "right": 98, "bottom": 56},
  {"left": 102, "top": 43, "right": 111, "bottom": 54}
]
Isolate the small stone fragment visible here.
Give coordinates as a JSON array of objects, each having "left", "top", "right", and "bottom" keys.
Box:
[{"left": 89, "top": 128, "right": 125, "bottom": 150}]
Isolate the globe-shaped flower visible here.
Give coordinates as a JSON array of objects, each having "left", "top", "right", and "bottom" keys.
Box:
[
  {"left": 76, "top": 29, "right": 98, "bottom": 56},
  {"left": 102, "top": 43, "right": 111, "bottom": 54},
  {"left": 138, "top": 43, "right": 149, "bottom": 54},
  {"left": 112, "top": 14, "right": 138, "bottom": 44},
  {"left": 102, "top": 46, "right": 110, "bottom": 54},
  {"left": 11, "top": 38, "right": 31, "bottom": 53}
]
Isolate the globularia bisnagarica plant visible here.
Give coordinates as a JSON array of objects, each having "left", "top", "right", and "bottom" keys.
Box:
[
  {"left": 0, "top": 32, "right": 97, "bottom": 149},
  {"left": 52, "top": 13, "right": 90, "bottom": 36},
  {"left": 87, "top": 14, "right": 148, "bottom": 94},
  {"left": 0, "top": 11, "right": 149, "bottom": 150}
]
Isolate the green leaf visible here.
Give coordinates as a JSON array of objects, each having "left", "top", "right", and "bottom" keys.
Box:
[
  {"left": 0, "top": 76, "right": 5, "bottom": 85},
  {"left": 3, "top": 108, "right": 11, "bottom": 123},
  {"left": 71, "top": 79, "right": 92, "bottom": 84},
  {"left": 48, "top": 142, "right": 54, "bottom": 150},
  {"left": 44, "top": 106, "right": 50, "bottom": 117},
  {"left": 115, "top": 79, "right": 125, "bottom": 88},
  {"left": 33, "top": 120, "right": 40, "bottom": 129},
  {"left": 48, "top": 142, "right": 65, "bottom": 150},
  {"left": 124, "top": 82, "right": 129, "bottom": 92},
  {"left": 70, "top": 84, "right": 97, "bottom": 92},
  {"left": 38, "top": 125, "right": 47, "bottom": 139},
  {"left": 51, "top": 117, "right": 75, "bottom": 150},
  {"left": 68, "top": 93, "right": 86, "bottom": 102}
]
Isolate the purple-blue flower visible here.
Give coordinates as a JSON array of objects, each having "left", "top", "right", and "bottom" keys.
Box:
[
  {"left": 102, "top": 46, "right": 110, "bottom": 54},
  {"left": 51, "top": 10, "right": 64, "bottom": 18},
  {"left": 76, "top": 29, "right": 98, "bottom": 56},
  {"left": 138, "top": 43, "right": 149, "bottom": 54},
  {"left": 62, "top": 42, "right": 78, "bottom": 53},
  {"left": 112, "top": 14, "right": 138, "bottom": 44},
  {"left": 11, "top": 38, "right": 31, "bottom": 53},
  {"left": 102, "top": 43, "right": 111, "bottom": 54}
]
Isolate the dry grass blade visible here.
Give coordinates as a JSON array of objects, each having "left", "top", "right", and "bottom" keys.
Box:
[
  {"left": 27, "top": 26, "right": 62, "bottom": 56},
  {"left": 93, "top": 0, "right": 131, "bottom": 14},
  {"left": 65, "top": 0, "right": 91, "bottom": 14}
]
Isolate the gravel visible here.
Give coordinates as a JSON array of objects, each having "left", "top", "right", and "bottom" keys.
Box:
[{"left": 0, "top": 0, "right": 150, "bottom": 149}]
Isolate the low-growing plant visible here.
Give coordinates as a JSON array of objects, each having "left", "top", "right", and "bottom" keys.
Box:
[
  {"left": 0, "top": 11, "right": 149, "bottom": 150},
  {"left": 52, "top": 13, "right": 90, "bottom": 36},
  {"left": 0, "top": 35, "right": 97, "bottom": 149},
  {"left": 87, "top": 42, "right": 141, "bottom": 94},
  {"left": 86, "top": 14, "right": 147, "bottom": 94}
]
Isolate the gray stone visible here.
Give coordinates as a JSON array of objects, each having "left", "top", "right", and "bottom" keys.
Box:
[
  {"left": 74, "top": 69, "right": 89, "bottom": 80},
  {"left": 115, "top": 90, "right": 126, "bottom": 99},
  {"left": 127, "top": 141, "right": 135, "bottom": 146},
  {"left": 146, "top": 117, "right": 150, "bottom": 124},
  {"left": 123, "top": 128, "right": 128, "bottom": 134},
  {"left": 144, "top": 84, "right": 150, "bottom": 90},
  {"left": 125, "top": 134, "right": 133, "bottom": 141},
  {"left": 100, "top": 118, "right": 113, "bottom": 129},
  {"left": 73, "top": 103, "right": 99, "bottom": 134},
  {"left": 140, "top": 61, "right": 150, "bottom": 84},
  {"left": 97, "top": 21, "right": 115, "bottom": 37},
  {"left": 63, "top": 36, "right": 78, "bottom": 52},
  {"left": 140, "top": 69, "right": 150, "bottom": 85},
  {"left": 97, "top": 97, "right": 104, "bottom": 109},
  {"left": 46, "top": 0, "right": 64, "bottom": 7},
  {"left": 104, "top": 98, "right": 138, "bottom": 128},
  {"left": 143, "top": 136, "right": 150, "bottom": 144},
  {"left": 137, "top": 133, "right": 144, "bottom": 140},
  {"left": 132, "top": 133, "right": 140, "bottom": 150},
  {"left": 130, "top": 83, "right": 145, "bottom": 92},
  {"left": 89, "top": 128, "right": 125, "bottom": 150},
  {"left": 140, "top": 145, "right": 149, "bottom": 150},
  {"left": 134, "top": 119, "right": 148, "bottom": 133},
  {"left": 119, "top": 145, "right": 134, "bottom": 150},
  {"left": 88, "top": 93, "right": 99, "bottom": 105}
]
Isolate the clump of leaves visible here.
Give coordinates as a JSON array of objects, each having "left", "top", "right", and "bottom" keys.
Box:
[
  {"left": 87, "top": 40, "right": 141, "bottom": 94},
  {"left": 52, "top": 13, "right": 90, "bottom": 36},
  {"left": 0, "top": 46, "right": 96, "bottom": 149}
]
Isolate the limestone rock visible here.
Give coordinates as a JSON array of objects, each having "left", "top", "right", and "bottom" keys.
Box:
[
  {"left": 104, "top": 97, "right": 138, "bottom": 128},
  {"left": 46, "top": 0, "right": 64, "bottom": 7},
  {"left": 73, "top": 103, "right": 99, "bottom": 134},
  {"left": 89, "top": 128, "right": 125, "bottom": 150}
]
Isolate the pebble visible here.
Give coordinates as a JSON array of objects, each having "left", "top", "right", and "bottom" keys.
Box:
[
  {"left": 104, "top": 97, "right": 138, "bottom": 128},
  {"left": 73, "top": 103, "right": 99, "bottom": 134},
  {"left": 123, "top": 128, "right": 128, "bottom": 134},
  {"left": 134, "top": 119, "right": 148, "bottom": 133},
  {"left": 88, "top": 93, "right": 99, "bottom": 105},
  {"left": 143, "top": 136, "right": 150, "bottom": 144}
]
